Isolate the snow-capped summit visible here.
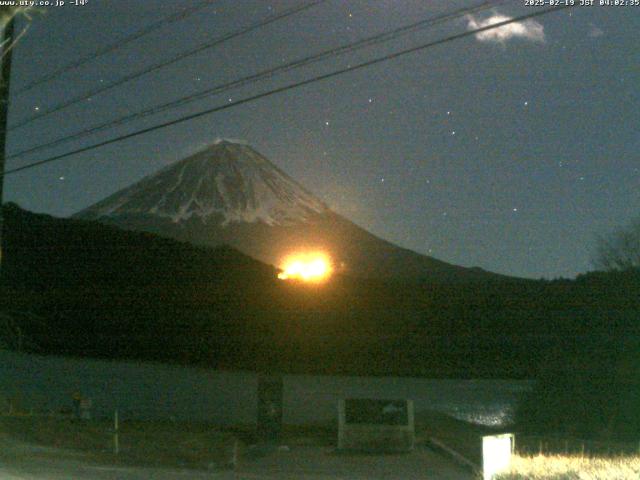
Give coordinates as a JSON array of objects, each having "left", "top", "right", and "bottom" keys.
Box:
[{"left": 77, "top": 141, "right": 328, "bottom": 227}]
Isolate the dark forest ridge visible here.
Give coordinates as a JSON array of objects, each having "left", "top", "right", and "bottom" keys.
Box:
[{"left": 2, "top": 203, "right": 638, "bottom": 379}]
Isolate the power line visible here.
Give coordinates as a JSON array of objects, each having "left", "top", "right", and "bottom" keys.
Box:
[
  {"left": 10, "top": 0, "right": 327, "bottom": 130},
  {"left": 9, "top": 0, "right": 507, "bottom": 160},
  {"left": 15, "top": 0, "right": 219, "bottom": 95},
  {"left": 2, "top": 5, "right": 572, "bottom": 179},
  {"left": 0, "top": 14, "right": 17, "bottom": 272}
]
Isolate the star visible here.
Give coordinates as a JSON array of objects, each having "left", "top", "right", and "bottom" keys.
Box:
[
  {"left": 524, "top": 101, "right": 529, "bottom": 106},
  {"left": 325, "top": 121, "right": 330, "bottom": 126},
  {"left": 380, "top": 178, "right": 385, "bottom": 183},
  {"left": 368, "top": 98, "right": 373, "bottom": 103},
  {"left": 446, "top": 111, "right": 451, "bottom": 115},
  {"left": 451, "top": 131, "right": 456, "bottom": 136},
  {"left": 228, "top": 98, "right": 233, "bottom": 103}
]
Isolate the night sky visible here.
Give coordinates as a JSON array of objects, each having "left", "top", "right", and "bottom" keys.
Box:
[{"left": 4, "top": 0, "right": 639, "bottom": 279}]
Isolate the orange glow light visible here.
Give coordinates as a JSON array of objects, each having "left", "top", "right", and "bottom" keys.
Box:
[{"left": 277, "top": 252, "right": 332, "bottom": 282}]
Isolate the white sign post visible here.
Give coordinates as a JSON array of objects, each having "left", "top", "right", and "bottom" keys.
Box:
[{"left": 482, "top": 433, "right": 514, "bottom": 480}]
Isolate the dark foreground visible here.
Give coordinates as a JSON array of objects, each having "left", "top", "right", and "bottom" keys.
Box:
[{"left": 0, "top": 436, "right": 473, "bottom": 480}]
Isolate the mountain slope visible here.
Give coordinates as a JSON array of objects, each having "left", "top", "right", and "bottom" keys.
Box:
[{"left": 76, "top": 140, "right": 508, "bottom": 282}]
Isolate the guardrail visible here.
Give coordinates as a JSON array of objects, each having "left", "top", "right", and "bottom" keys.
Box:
[{"left": 427, "top": 436, "right": 481, "bottom": 473}]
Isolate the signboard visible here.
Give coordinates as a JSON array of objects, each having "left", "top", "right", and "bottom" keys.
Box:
[
  {"left": 345, "top": 399, "right": 409, "bottom": 425},
  {"left": 338, "top": 399, "right": 414, "bottom": 452}
]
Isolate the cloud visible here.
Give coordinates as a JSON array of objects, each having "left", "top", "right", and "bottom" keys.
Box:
[{"left": 467, "top": 13, "right": 545, "bottom": 43}]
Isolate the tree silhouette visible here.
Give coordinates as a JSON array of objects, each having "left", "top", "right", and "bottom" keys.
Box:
[{"left": 594, "top": 217, "right": 640, "bottom": 271}]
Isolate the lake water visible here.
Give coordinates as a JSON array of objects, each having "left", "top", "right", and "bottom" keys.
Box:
[{"left": 0, "top": 350, "right": 530, "bottom": 427}]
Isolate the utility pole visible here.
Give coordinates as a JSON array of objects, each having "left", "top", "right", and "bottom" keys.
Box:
[{"left": 0, "top": 15, "right": 15, "bottom": 270}]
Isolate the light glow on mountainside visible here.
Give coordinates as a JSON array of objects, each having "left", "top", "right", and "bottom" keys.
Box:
[{"left": 277, "top": 251, "right": 333, "bottom": 282}]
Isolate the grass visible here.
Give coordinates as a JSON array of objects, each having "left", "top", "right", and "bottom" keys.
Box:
[
  {"left": 0, "top": 415, "right": 240, "bottom": 470},
  {"left": 496, "top": 454, "right": 640, "bottom": 480}
]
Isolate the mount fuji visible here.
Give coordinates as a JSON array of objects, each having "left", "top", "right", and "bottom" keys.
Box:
[{"left": 75, "top": 140, "right": 502, "bottom": 282}]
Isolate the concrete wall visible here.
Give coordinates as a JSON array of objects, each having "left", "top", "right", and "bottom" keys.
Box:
[
  {"left": 0, "top": 350, "right": 529, "bottom": 426},
  {"left": 1, "top": 350, "right": 257, "bottom": 424}
]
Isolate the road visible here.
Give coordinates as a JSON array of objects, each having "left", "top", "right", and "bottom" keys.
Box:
[
  {"left": 236, "top": 445, "right": 475, "bottom": 479},
  {"left": 0, "top": 437, "right": 474, "bottom": 479}
]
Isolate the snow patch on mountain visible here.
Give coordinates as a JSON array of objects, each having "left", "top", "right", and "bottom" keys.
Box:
[{"left": 77, "top": 141, "right": 328, "bottom": 227}]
